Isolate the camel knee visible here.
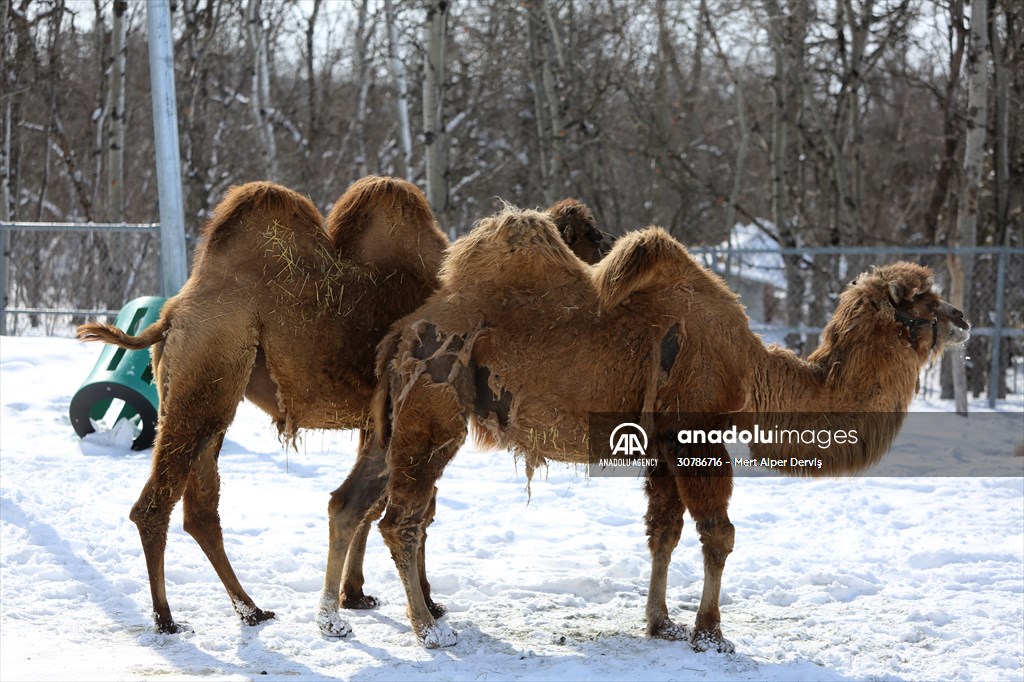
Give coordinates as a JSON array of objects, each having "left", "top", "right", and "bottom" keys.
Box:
[
  {"left": 182, "top": 509, "right": 221, "bottom": 544},
  {"left": 378, "top": 508, "right": 424, "bottom": 565},
  {"left": 697, "top": 519, "right": 735, "bottom": 565},
  {"left": 329, "top": 479, "right": 387, "bottom": 526}
]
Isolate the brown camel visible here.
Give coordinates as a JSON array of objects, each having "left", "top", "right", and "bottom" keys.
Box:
[
  {"left": 335, "top": 207, "right": 969, "bottom": 649},
  {"left": 76, "top": 179, "right": 609, "bottom": 635}
]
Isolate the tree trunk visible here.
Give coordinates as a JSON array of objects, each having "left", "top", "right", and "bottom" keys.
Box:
[
  {"left": 951, "top": 0, "right": 990, "bottom": 416},
  {"left": 304, "top": 0, "right": 322, "bottom": 160},
  {"left": 245, "top": 0, "right": 278, "bottom": 178},
  {"left": 422, "top": 0, "right": 448, "bottom": 229},
  {"left": 526, "top": 0, "right": 564, "bottom": 205},
  {"left": 384, "top": 0, "right": 413, "bottom": 179},
  {"left": 108, "top": 0, "right": 127, "bottom": 222},
  {"left": 764, "top": 0, "right": 804, "bottom": 352}
]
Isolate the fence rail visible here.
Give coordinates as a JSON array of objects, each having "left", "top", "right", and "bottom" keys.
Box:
[{"left": 1, "top": 232, "right": 1021, "bottom": 407}]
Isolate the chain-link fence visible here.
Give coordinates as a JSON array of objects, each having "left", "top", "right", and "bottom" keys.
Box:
[
  {"left": 689, "top": 245, "right": 1024, "bottom": 409},
  {"left": 1, "top": 226, "right": 1021, "bottom": 407},
  {"left": 0, "top": 222, "right": 163, "bottom": 336}
]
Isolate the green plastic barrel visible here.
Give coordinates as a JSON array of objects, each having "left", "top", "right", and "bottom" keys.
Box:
[{"left": 69, "top": 296, "right": 166, "bottom": 450}]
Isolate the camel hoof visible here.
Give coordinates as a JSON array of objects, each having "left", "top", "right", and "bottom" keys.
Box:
[
  {"left": 417, "top": 621, "right": 458, "bottom": 648},
  {"left": 427, "top": 599, "right": 448, "bottom": 619},
  {"left": 155, "top": 619, "right": 193, "bottom": 635},
  {"left": 648, "top": 620, "right": 691, "bottom": 641},
  {"left": 316, "top": 607, "right": 353, "bottom": 639},
  {"left": 239, "top": 607, "right": 276, "bottom": 627},
  {"left": 341, "top": 593, "right": 380, "bottom": 610},
  {"left": 691, "top": 628, "right": 735, "bottom": 654}
]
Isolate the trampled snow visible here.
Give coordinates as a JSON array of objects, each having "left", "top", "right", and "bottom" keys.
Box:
[{"left": 2, "top": 336, "right": 1022, "bottom": 680}]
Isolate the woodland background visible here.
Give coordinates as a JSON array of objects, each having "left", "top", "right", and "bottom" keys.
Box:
[{"left": 1, "top": 0, "right": 1021, "bottom": 397}]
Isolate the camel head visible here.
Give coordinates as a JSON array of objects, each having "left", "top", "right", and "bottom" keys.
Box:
[
  {"left": 546, "top": 198, "right": 616, "bottom": 264},
  {"left": 829, "top": 262, "right": 970, "bottom": 363}
]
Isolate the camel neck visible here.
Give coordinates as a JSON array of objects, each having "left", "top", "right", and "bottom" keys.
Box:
[{"left": 752, "top": 333, "right": 919, "bottom": 415}]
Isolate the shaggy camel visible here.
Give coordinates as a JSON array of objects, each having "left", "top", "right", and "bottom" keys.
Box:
[
  {"left": 77, "top": 176, "right": 446, "bottom": 633},
  {"left": 77, "top": 179, "right": 609, "bottom": 634},
  {"left": 334, "top": 207, "right": 969, "bottom": 650}
]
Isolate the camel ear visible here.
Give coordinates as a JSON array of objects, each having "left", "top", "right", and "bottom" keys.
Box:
[{"left": 887, "top": 281, "right": 905, "bottom": 306}]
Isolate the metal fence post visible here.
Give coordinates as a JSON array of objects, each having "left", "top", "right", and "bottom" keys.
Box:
[
  {"left": 0, "top": 227, "right": 7, "bottom": 336},
  {"left": 147, "top": 0, "right": 188, "bottom": 297},
  {"left": 988, "top": 249, "right": 1007, "bottom": 409}
]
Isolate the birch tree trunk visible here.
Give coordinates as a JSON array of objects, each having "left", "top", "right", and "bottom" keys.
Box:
[
  {"left": 384, "top": 0, "right": 412, "bottom": 179},
  {"left": 526, "top": 0, "right": 563, "bottom": 205},
  {"left": 245, "top": 0, "right": 277, "bottom": 178},
  {"left": 422, "top": 0, "right": 448, "bottom": 228},
  {"left": 90, "top": 0, "right": 108, "bottom": 218},
  {"left": 951, "top": 0, "right": 990, "bottom": 416},
  {"left": 108, "top": 0, "right": 127, "bottom": 222}
]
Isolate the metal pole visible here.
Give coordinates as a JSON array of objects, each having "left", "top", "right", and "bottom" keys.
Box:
[
  {"left": 147, "top": 0, "right": 188, "bottom": 297},
  {"left": 988, "top": 249, "right": 1007, "bottom": 409},
  {"left": 0, "top": 224, "right": 7, "bottom": 336}
]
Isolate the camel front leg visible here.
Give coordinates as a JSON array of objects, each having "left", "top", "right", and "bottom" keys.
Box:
[
  {"left": 339, "top": 496, "right": 384, "bottom": 610},
  {"left": 644, "top": 464, "right": 688, "bottom": 640},
  {"left": 318, "top": 432, "right": 390, "bottom": 637},
  {"left": 182, "top": 433, "right": 274, "bottom": 626},
  {"left": 418, "top": 487, "right": 447, "bottom": 619}
]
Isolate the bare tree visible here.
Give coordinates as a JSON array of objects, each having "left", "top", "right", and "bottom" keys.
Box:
[
  {"left": 423, "top": 0, "right": 449, "bottom": 229},
  {"left": 950, "top": 0, "right": 990, "bottom": 415},
  {"left": 245, "top": 0, "right": 277, "bottom": 178},
  {"left": 108, "top": 0, "right": 127, "bottom": 222},
  {"left": 384, "top": 0, "right": 413, "bottom": 178}
]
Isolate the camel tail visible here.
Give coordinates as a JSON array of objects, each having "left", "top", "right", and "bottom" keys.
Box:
[
  {"left": 372, "top": 327, "right": 405, "bottom": 447},
  {"left": 468, "top": 417, "right": 502, "bottom": 450},
  {"left": 76, "top": 318, "right": 168, "bottom": 350},
  {"left": 202, "top": 181, "right": 323, "bottom": 248},
  {"left": 592, "top": 226, "right": 687, "bottom": 310},
  {"left": 326, "top": 175, "right": 436, "bottom": 250}
]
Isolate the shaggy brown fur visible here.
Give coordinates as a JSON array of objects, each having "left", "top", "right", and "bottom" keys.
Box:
[
  {"left": 77, "top": 185, "right": 609, "bottom": 636},
  {"left": 77, "top": 176, "right": 448, "bottom": 634},
  {"left": 335, "top": 208, "right": 969, "bottom": 650}
]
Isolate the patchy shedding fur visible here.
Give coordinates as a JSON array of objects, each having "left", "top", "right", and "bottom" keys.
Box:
[
  {"left": 78, "top": 187, "right": 609, "bottom": 638},
  {"left": 359, "top": 207, "right": 970, "bottom": 651}
]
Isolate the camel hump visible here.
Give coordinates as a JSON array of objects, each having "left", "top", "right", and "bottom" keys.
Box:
[
  {"left": 201, "top": 181, "right": 323, "bottom": 248},
  {"left": 592, "top": 227, "right": 688, "bottom": 309},
  {"left": 325, "top": 176, "right": 446, "bottom": 270},
  {"left": 440, "top": 206, "right": 587, "bottom": 289}
]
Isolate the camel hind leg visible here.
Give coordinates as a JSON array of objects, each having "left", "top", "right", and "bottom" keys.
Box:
[
  {"left": 130, "top": 324, "right": 258, "bottom": 632},
  {"left": 337, "top": 486, "right": 444, "bottom": 616},
  {"left": 378, "top": 386, "right": 466, "bottom": 648},
  {"left": 182, "top": 433, "right": 274, "bottom": 626},
  {"left": 675, "top": 445, "right": 735, "bottom": 653},
  {"left": 644, "top": 461, "right": 688, "bottom": 640},
  {"left": 318, "top": 431, "right": 390, "bottom": 637}
]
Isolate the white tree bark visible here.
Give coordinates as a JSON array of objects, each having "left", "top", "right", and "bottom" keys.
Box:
[
  {"left": 245, "top": 0, "right": 278, "bottom": 178},
  {"left": 951, "top": 0, "right": 990, "bottom": 416},
  {"left": 422, "top": 0, "right": 448, "bottom": 224},
  {"left": 384, "top": 0, "right": 413, "bottom": 179},
  {"left": 108, "top": 0, "right": 127, "bottom": 221}
]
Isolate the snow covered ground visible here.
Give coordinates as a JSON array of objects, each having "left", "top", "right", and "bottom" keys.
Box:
[{"left": 2, "top": 336, "right": 1022, "bottom": 681}]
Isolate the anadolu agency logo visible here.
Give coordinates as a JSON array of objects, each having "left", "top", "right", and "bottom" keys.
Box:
[{"left": 609, "top": 422, "right": 648, "bottom": 457}]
